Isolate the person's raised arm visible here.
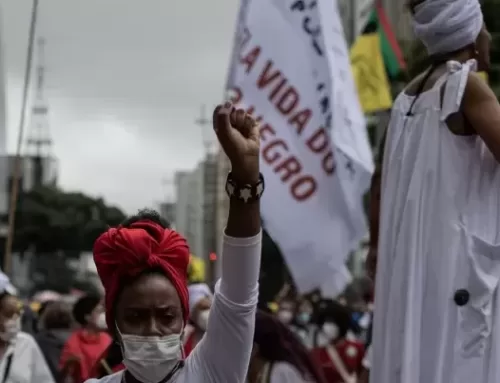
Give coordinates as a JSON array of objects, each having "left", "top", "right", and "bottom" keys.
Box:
[
  {"left": 191, "top": 103, "right": 262, "bottom": 382},
  {"left": 462, "top": 72, "right": 500, "bottom": 162},
  {"left": 215, "top": 102, "right": 262, "bottom": 301}
]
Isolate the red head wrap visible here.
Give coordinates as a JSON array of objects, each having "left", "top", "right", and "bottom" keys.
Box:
[{"left": 93, "top": 220, "right": 190, "bottom": 330}]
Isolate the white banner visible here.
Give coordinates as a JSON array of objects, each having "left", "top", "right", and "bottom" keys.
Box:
[{"left": 226, "top": 0, "right": 374, "bottom": 296}]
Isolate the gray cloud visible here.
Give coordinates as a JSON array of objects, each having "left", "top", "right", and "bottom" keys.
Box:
[{"left": 1, "top": 0, "right": 237, "bottom": 213}]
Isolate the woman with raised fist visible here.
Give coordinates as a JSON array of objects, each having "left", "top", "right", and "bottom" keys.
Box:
[{"left": 86, "top": 103, "right": 264, "bottom": 383}]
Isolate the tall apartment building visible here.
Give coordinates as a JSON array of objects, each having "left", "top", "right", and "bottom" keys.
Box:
[
  {"left": 214, "top": 151, "right": 231, "bottom": 279},
  {"left": 202, "top": 153, "right": 217, "bottom": 259},
  {"left": 159, "top": 201, "right": 176, "bottom": 228},
  {"left": 175, "top": 169, "right": 203, "bottom": 259},
  {"left": 174, "top": 171, "right": 189, "bottom": 238},
  {"left": 174, "top": 152, "right": 218, "bottom": 269}
]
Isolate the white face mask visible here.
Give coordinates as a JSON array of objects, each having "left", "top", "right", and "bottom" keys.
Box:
[
  {"left": 195, "top": 309, "right": 210, "bottom": 331},
  {"left": 95, "top": 313, "right": 107, "bottom": 330},
  {"left": 118, "top": 326, "right": 183, "bottom": 383},
  {"left": 277, "top": 310, "right": 293, "bottom": 324},
  {"left": 0, "top": 317, "right": 20, "bottom": 343},
  {"left": 322, "top": 322, "right": 339, "bottom": 341}
]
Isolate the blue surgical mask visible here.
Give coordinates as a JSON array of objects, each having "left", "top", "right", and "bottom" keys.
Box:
[
  {"left": 352, "top": 312, "right": 362, "bottom": 322},
  {"left": 297, "top": 312, "right": 311, "bottom": 324}
]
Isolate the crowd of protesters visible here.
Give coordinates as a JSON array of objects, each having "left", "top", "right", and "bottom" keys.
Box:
[{"left": 0, "top": 268, "right": 374, "bottom": 383}]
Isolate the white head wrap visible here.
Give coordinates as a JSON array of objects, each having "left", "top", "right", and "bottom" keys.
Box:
[
  {"left": 0, "top": 271, "right": 16, "bottom": 295},
  {"left": 188, "top": 283, "right": 212, "bottom": 315},
  {"left": 412, "top": 0, "right": 483, "bottom": 55}
]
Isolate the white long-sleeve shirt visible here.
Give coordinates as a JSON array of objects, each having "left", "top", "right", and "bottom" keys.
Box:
[
  {"left": 86, "top": 231, "right": 262, "bottom": 383},
  {"left": 0, "top": 332, "right": 55, "bottom": 383},
  {"left": 269, "top": 362, "right": 312, "bottom": 383}
]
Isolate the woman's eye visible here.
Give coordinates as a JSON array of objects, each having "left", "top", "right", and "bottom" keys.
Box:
[
  {"left": 125, "top": 312, "right": 142, "bottom": 323},
  {"left": 160, "top": 311, "right": 174, "bottom": 319}
]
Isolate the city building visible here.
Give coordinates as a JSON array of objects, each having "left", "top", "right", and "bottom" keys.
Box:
[
  {"left": 174, "top": 167, "right": 204, "bottom": 260},
  {"left": 174, "top": 171, "right": 190, "bottom": 238},
  {"left": 214, "top": 151, "right": 231, "bottom": 279},
  {"left": 159, "top": 201, "right": 176, "bottom": 228},
  {"left": 174, "top": 152, "right": 218, "bottom": 282},
  {"left": 201, "top": 152, "right": 218, "bottom": 272}
]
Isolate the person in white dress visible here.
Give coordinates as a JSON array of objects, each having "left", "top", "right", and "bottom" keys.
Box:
[
  {"left": 369, "top": 0, "right": 500, "bottom": 382},
  {"left": 85, "top": 103, "right": 263, "bottom": 383}
]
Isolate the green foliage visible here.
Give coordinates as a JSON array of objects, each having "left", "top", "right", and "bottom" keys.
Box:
[{"left": 13, "top": 186, "right": 126, "bottom": 254}]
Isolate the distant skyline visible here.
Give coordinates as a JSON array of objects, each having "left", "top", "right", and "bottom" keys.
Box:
[{"left": 1, "top": 0, "right": 238, "bottom": 213}]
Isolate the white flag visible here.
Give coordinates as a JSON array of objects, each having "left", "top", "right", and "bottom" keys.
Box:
[{"left": 226, "top": 0, "right": 374, "bottom": 296}]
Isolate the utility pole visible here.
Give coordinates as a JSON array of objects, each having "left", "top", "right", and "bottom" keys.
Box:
[
  {"left": 4, "top": 0, "right": 39, "bottom": 276},
  {"left": 26, "top": 37, "right": 53, "bottom": 187},
  {"left": 195, "top": 104, "right": 217, "bottom": 156}
]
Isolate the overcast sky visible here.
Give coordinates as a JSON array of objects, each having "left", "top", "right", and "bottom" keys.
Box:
[{"left": 1, "top": 0, "right": 237, "bottom": 213}]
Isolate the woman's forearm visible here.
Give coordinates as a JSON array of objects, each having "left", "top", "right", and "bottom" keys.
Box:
[
  {"left": 225, "top": 198, "right": 261, "bottom": 238},
  {"left": 221, "top": 182, "right": 262, "bottom": 303}
]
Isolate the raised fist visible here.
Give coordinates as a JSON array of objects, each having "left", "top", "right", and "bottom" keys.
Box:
[{"left": 213, "top": 102, "right": 260, "bottom": 184}]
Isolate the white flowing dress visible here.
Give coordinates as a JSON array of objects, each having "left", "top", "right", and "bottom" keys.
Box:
[{"left": 371, "top": 60, "right": 500, "bottom": 383}]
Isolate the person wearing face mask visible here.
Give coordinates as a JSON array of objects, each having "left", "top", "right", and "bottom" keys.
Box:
[
  {"left": 311, "top": 300, "right": 364, "bottom": 383},
  {"left": 60, "top": 295, "right": 111, "bottom": 382},
  {"left": 183, "top": 283, "right": 212, "bottom": 357},
  {"left": 291, "top": 300, "right": 314, "bottom": 349},
  {"left": 0, "top": 273, "right": 54, "bottom": 382},
  {"left": 85, "top": 104, "right": 263, "bottom": 383},
  {"left": 35, "top": 301, "right": 73, "bottom": 381},
  {"left": 276, "top": 300, "right": 295, "bottom": 326}
]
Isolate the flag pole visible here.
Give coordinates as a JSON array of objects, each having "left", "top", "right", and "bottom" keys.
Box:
[{"left": 3, "top": 0, "right": 39, "bottom": 275}]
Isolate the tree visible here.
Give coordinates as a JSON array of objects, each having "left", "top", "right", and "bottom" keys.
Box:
[{"left": 12, "top": 185, "right": 126, "bottom": 255}]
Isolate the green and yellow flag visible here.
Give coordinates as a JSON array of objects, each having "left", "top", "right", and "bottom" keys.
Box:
[
  {"left": 350, "top": 3, "right": 407, "bottom": 113},
  {"left": 351, "top": 33, "right": 392, "bottom": 113},
  {"left": 188, "top": 255, "right": 206, "bottom": 283}
]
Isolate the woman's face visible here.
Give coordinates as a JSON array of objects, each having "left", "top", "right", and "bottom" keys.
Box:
[
  {"left": 0, "top": 296, "right": 21, "bottom": 331},
  {"left": 115, "top": 272, "right": 183, "bottom": 336}
]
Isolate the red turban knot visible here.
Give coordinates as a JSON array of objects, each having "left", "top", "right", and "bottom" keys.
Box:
[{"left": 93, "top": 220, "right": 190, "bottom": 329}]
